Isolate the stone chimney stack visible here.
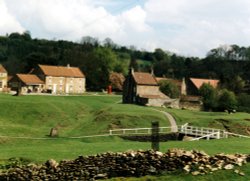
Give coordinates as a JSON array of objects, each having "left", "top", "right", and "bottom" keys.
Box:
[
  {"left": 129, "top": 67, "right": 134, "bottom": 75},
  {"left": 67, "top": 64, "right": 70, "bottom": 68},
  {"left": 151, "top": 67, "right": 154, "bottom": 76}
]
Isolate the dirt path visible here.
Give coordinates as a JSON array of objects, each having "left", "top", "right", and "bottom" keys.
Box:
[{"left": 151, "top": 109, "right": 178, "bottom": 132}]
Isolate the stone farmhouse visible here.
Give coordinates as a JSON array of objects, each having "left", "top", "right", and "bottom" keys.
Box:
[
  {"left": 123, "top": 69, "right": 177, "bottom": 107},
  {"left": 0, "top": 64, "right": 8, "bottom": 92},
  {"left": 186, "top": 78, "right": 219, "bottom": 95},
  {"left": 10, "top": 64, "right": 86, "bottom": 94},
  {"left": 123, "top": 69, "right": 220, "bottom": 109}
]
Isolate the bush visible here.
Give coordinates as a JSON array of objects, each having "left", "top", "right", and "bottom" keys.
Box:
[
  {"left": 237, "top": 93, "right": 250, "bottom": 113},
  {"left": 159, "top": 80, "right": 180, "bottom": 98},
  {"left": 199, "top": 83, "right": 218, "bottom": 111},
  {"left": 217, "top": 89, "right": 237, "bottom": 111}
]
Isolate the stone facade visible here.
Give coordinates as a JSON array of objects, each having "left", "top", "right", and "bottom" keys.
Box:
[
  {"left": 44, "top": 76, "right": 85, "bottom": 94},
  {"left": 9, "top": 64, "right": 86, "bottom": 94},
  {"left": 33, "top": 64, "right": 86, "bottom": 94},
  {"left": 0, "top": 64, "right": 8, "bottom": 92},
  {"left": 9, "top": 74, "right": 45, "bottom": 94}
]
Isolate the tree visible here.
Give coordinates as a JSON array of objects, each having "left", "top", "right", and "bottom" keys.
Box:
[
  {"left": 103, "top": 37, "right": 117, "bottom": 49},
  {"left": 159, "top": 80, "right": 180, "bottom": 98},
  {"left": 218, "top": 89, "right": 237, "bottom": 111},
  {"left": 199, "top": 83, "right": 217, "bottom": 111},
  {"left": 229, "top": 76, "right": 245, "bottom": 94},
  {"left": 109, "top": 72, "right": 125, "bottom": 91},
  {"left": 237, "top": 93, "right": 250, "bottom": 113},
  {"left": 129, "top": 54, "right": 138, "bottom": 71},
  {"left": 80, "top": 36, "right": 99, "bottom": 47},
  {"left": 84, "top": 47, "right": 117, "bottom": 90}
]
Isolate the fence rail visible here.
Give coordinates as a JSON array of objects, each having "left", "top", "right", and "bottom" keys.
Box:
[
  {"left": 109, "top": 126, "right": 176, "bottom": 136},
  {"left": 109, "top": 123, "right": 250, "bottom": 141},
  {"left": 178, "top": 124, "right": 222, "bottom": 139},
  {"left": 223, "top": 132, "right": 250, "bottom": 138},
  {"left": 191, "top": 132, "right": 220, "bottom": 141}
]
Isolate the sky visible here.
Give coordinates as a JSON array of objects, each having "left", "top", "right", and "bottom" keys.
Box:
[{"left": 1, "top": 0, "right": 250, "bottom": 58}]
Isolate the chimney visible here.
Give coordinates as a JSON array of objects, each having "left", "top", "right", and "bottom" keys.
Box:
[
  {"left": 129, "top": 67, "right": 134, "bottom": 75},
  {"left": 67, "top": 64, "right": 70, "bottom": 68},
  {"left": 151, "top": 67, "right": 154, "bottom": 76}
]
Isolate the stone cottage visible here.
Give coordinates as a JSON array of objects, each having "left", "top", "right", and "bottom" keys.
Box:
[
  {"left": 0, "top": 64, "right": 8, "bottom": 92},
  {"left": 9, "top": 64, "right": 86, "bottom": 94},
  {"left": 123, "top": 69, "right": 175, "bottom": 107},
  {"left": 186, "top": 78, "right": 219, "bottom": 95},
  {"left": 29, "top": 64, "right": 86, "bottom": 94},
  {"left": 9, "top": 74, "right": 44, "bottom": 94}
]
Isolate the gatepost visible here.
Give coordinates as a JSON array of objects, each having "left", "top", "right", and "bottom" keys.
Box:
[{"left": 151, "top": 121, "right": 159, "bottom": 151}]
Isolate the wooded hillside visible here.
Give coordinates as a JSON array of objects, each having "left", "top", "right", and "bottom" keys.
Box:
[{"left": 0, "top": 32, "right": 250, "bottom": 91}]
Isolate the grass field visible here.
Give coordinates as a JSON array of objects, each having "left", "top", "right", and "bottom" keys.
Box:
[
  {"left": 163, "top": 108, "right": 250, "bottom": 135},
  {"left": 0, "top": 94, "right": 168, "bottom": 137},
  {"left": 0, "top": 93, "right": 250, "bottom": 180}
]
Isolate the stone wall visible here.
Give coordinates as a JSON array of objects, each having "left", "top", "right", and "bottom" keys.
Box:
[
  {"left": 1, "top": 149, "right": 249, "bottom": 180},
  {"left": 0, "top": 72, "right": 8, "bottom": 92},
  {"left": 136, "top": 85, "right": 161, "bottom": 96}
]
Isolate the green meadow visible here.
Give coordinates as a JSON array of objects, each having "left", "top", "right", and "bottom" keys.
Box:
[{"left": 0, "top": 93, "right": 250, "bottom": 180}]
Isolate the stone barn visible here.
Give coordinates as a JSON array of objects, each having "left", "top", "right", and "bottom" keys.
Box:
[
  {"left": 186, "top": 78, "right": 219, "bottom": 95},
  {"left": 123, "top": 69, "right": 174, "bottom": 107}
]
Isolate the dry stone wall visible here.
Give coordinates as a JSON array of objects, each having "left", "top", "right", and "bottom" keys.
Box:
[{"left": 0, "top": 149, "right": 249, "bottom": 180}]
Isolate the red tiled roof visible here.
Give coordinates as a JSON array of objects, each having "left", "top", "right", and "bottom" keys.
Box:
[
  {"left": 38, "top": 64, "right": 85, "bottom": 78},
  {"left": 133, "top": 72, "right": 158, "bottom": 85},
  {"left": 8, "top": 76, "right": 13, "bottom": 81},
  {"left": 0, "top": 64, "right": 7, "bottom": 73},
  {"left": 190, "top": 78, "right": 219, "bottom": 89},
  {"left": 17, "top": 74, "right": 44, "bottom": 85}
]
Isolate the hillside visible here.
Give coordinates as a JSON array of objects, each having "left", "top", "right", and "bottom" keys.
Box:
[
  {"left": 0, "top": 94, "right": 250, "bottom": 162},
  {"left": 0, "top": 94, "right": 168, "bottom": 137}
]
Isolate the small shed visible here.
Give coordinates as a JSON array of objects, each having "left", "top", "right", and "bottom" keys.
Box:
[{"left": 9, "top": 74, "right": 44, "bottom": 94}]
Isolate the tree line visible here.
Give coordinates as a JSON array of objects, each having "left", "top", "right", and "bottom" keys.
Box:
[{"left": 0, "top": 32, "right": 250, "bottom": 94}]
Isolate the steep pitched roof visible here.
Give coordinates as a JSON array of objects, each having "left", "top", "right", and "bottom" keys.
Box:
[
  {"left": 133, "top": 72, "right": 158, "bottom": 85},
  {"left": 38, "top": 64, "right": 85, "bottom": 78},
  {"left": 0, "top": 64, "right": 7, "bottom": 73},
  {"left": 190, "top": 78, "right": 219, "bottom": 89},
  {"left": 16, "top": 74, "right": 44, "bottom": 85}
]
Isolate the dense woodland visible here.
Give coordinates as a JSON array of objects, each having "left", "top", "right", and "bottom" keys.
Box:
[{"left": 0, "top": 31, "right": 250, "bottom": 93}]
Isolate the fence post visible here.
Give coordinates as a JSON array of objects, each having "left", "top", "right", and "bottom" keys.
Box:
[{"left": 151, "top": 121, "right": 159, "bottom": 151}]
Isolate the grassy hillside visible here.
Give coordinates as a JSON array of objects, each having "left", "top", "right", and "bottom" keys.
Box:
[
  {"left": 0, "top": 94, "right": 168, "bottom": 137},
  {"left": 163, "top": 108, "right": 250, "bottom": 135},
  {"left": 0, "top": 93, "right": 250, "bottom": 180}
]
